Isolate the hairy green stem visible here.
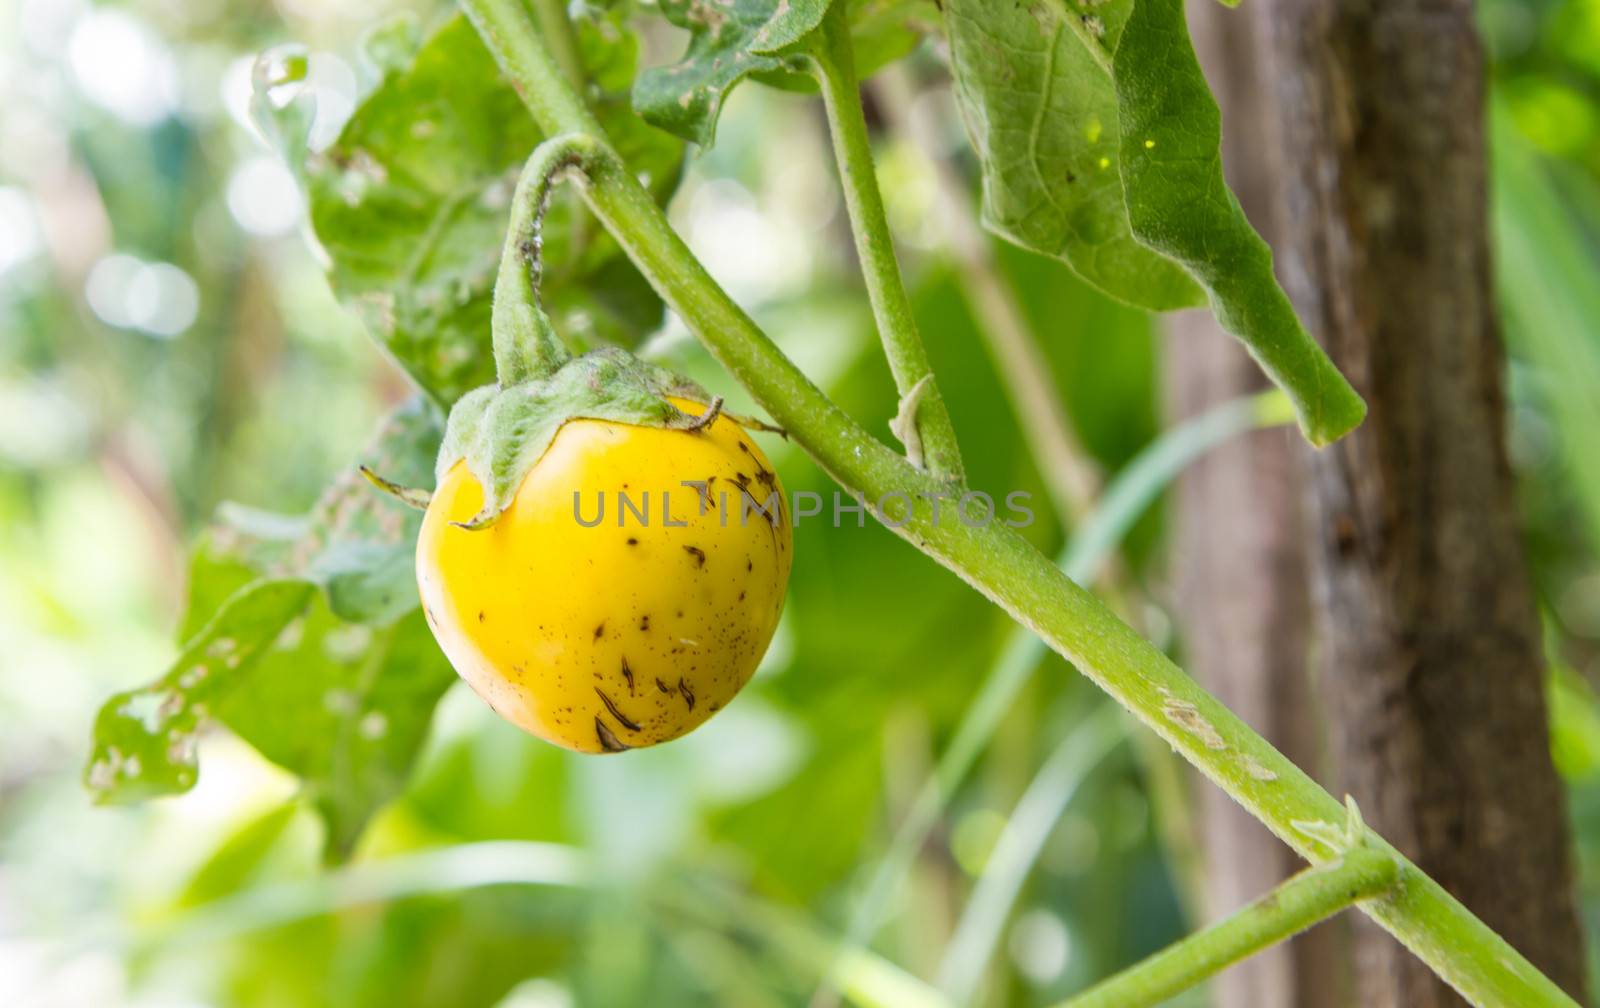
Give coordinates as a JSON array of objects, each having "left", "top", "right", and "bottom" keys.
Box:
[
  {"left": 456, "top": 3, "right": 1580, "bottom": 1004},
  {"left": 804, "top": 7, "right": 964, "bottom": 481},
  {"left": 1056, "top": 848, "right": 1400, "bottom": 1008},
  {"left": 459, "top": 0, "right": 602, "bottom": 136}
]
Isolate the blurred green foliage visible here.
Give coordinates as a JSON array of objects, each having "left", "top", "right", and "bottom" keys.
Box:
[{"left": 2, "top": 0, "right": 1599, "bottom": 1006}]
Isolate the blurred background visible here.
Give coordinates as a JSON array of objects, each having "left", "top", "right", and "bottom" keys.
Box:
[{"left": 2, "top": 0, "right": 1600, "bottom": 1005}]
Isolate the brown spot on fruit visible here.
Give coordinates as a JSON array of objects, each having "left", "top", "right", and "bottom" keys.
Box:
[
  {"left": 595, "top": 717, "right": 630, "bottom": 752},
  {"left": 684, "top": 545, "right": 706, "bottom": 567},
  {"left": 593, "top": 621, "right": 606, "bottom": 641},
  {"left": 656, "top": 677, "right": 674, "bottom": 694},
  {"left": 678, "top": 678, "right": 696, "bottom": 710},
  {"left": 621, "top": 658, "right": 635, "bottom": 692},
  {"left": 594, "top": 688, "right": 641, "bottom": 731},
  {"left": 477, "top": 610, "right": 485, "bottom": 622},
  {"left": 626, "top": 537, "right": 639, "bottom": 546}
]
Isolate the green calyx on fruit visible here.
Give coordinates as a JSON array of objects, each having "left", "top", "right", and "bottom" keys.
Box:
[{"left": 436, "top": 348, "right": 724, "bottom": 529}]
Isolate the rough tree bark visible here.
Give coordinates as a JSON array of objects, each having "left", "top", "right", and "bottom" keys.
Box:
[
  {"left": 1257, "top": 1, "right": 1588, "bottom": 1004},
  {"left": 1166, "top": 3, "right": 1349, "bottom": 1005}
]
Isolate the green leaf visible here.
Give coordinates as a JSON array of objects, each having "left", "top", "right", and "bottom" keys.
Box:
[
  {"left": 1110, "top": 0, "right": 1364, "bottom": 444},
  {"left": 944, "top": 0, "right": 1204, "bottom": 312},
  {"left": 633, "top": 0, "right": 931, "bottom": 146},
  {"left": 86, "top": 402, "right": 456, "bottom": 857},
  {"left": 941, "top": 0, "right": 1365, "bottom": 445},
  {"left": 633, "top": 0, "right": 829, "bottom": 146},
  {"left": 87, "top": 579, "right": 317, "bottom": 803},
  {"left": 284, "top": 13, "right": 683, "bottom": 405}
]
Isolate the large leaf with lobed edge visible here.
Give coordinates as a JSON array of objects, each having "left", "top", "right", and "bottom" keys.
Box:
[
  {"left": 942, "top": 0, "right": 1365, "bottom": 444},
  {"left": 86, "top": 401, "right": 455, "bottom": 857},
  {"left": 263, "top": 13, "right": 684, "bottom": 407}
]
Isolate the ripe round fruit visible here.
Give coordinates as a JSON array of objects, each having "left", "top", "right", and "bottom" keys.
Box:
[{"left": 416, "top": 400, "right": 791, "bottom": 753}]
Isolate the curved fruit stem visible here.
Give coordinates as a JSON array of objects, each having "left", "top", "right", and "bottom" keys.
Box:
[
  {"left": 803, "top": 5, "right": 964, "bottom": 481},
  {"left": 492, "top": 136, "right": 599, "bottom": 384},
  {"left": 454, "top": 2, "right": 1580, "bottom": 1004}
]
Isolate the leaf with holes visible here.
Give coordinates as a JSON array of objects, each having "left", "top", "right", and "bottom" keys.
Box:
[{"left": 86, "top": 401, "right": 454, "bottom": 857}]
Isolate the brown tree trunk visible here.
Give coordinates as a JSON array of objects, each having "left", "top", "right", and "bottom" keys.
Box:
[
  {"left": 1166, "top": 4, "right": 1350, "bottom": 1005},
  {"left": 1255, "top": 1, "right": 1589, "bottom": 1004}
]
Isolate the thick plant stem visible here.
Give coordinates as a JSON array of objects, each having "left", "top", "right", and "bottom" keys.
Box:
[
  {"left": 455, "top": 3, "right": 1580, "bottom": 1004},
  {"left": 459, "top": 0, "right": 602, "bottom": 138},
  {"left": 1056, "top": 847, "right": 1400, "bottom": 1008},
  {"left": 805, "top": 7, "right": 964, "bottom": 481}
]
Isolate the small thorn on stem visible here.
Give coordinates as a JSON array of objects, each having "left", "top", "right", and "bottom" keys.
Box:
[
  {"left": 889, "top": 374, "right": 935, "bottom": 469},
  {"left": 682, "top": 396, "right": 725, "bottom": 432}
]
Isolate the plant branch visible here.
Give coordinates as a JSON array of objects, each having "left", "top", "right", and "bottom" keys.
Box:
[
  {"left": 1055, "top": 846, "right": 1400, "bottom": 1008},
  {"left": 870, "top": 67, "right": 1092, "bottom": 527},
  {"left": 455, "top": 3, "right": 1581, "bottom": 1003},
  {"left": 804, "top": 7, "right": 964, "bottom": 481}
]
